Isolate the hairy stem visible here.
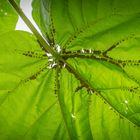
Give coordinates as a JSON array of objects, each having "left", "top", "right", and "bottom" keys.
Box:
[{"left": 8, "top": 0, "right": 58, "bottom": 58}]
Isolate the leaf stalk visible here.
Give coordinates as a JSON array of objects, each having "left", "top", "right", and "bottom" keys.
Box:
[{"left": 8, "top": 0, "right": 59, "bottom": 58}]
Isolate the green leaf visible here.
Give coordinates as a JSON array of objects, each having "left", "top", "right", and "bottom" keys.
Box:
[
  {"left": 32, "top": 0, "right": 140, "bottom": 50},
  {"left": 0, "top": 0, "right": 20, "bottom": 34},
  {"left": 0, "top": 0, "right": 140, "bottom": 139},
  {"left": 0, "top": 31, "right": 47, "bottom": 103}
]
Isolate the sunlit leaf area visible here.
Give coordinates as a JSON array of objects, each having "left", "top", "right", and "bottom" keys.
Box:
[{"left": 0, "top": 0, "right": 140, "bottom": 139}]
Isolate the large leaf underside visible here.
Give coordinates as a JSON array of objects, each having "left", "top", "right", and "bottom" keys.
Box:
[{"left": 0, "top": 0, "right": 140, "bottom": 140}]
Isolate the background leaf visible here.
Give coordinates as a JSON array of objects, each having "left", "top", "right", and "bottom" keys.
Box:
[{"left": 0, "top": 0, "right": 20, "bottom": 34}]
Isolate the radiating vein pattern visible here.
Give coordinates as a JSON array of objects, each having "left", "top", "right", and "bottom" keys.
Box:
[{"left": 0, "top": 0, "right": 140, "bottom": 140}]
